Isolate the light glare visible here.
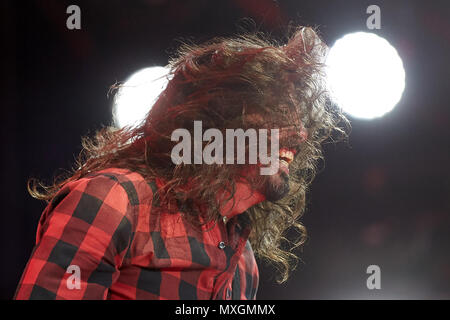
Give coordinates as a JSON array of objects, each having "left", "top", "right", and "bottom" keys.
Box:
[
  {"left": 113, "top": 66, "right": 171, "bottom": 128},
  {"left": 326, "top": 32, "right": 405, "bottom": 119}
]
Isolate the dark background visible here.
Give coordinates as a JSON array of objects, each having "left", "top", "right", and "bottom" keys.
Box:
[{"left": 2, "top": 0, "right": 449, "bottom": 299}]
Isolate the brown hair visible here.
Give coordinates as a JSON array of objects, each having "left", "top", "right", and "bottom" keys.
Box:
[{"left": 28, "top": 26, "right": 349, "bottom": 283}]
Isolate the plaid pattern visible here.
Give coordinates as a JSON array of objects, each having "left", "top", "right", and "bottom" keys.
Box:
[{"left": 14, "top": 168, "right": 259, "bottom": 300}]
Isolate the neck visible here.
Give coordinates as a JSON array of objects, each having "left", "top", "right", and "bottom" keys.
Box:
[{"left": 218, "top": 180, "right": 266, "bottom": 219}]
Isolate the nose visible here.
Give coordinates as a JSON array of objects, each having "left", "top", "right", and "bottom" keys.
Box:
[{"left": 279, "top": 124, "right": 308, "bottom": 147}]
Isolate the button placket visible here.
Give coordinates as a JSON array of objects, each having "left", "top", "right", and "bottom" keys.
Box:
[
  {"left": 225, "top": 287, "right": 232, "bottom": 300},
  {"left": 217, "top": 215, "right": 230, "bottom": 250}
]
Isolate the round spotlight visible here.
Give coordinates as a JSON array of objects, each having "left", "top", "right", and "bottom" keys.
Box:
[
  {"left": 113, "top": 66, "right": 171, "bottom": 128},
  {"left": 326, "top": 32, "right": 405, "bottom": 119}
]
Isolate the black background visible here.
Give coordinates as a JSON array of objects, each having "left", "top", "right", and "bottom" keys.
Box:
[{"left": 2, "top": 0, "right": 449, "bottom": 299}]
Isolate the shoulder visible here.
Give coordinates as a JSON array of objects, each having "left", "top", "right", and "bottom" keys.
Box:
[
  {"left": 84, "top": 167, "right": 148, "bottom": 187},
  {"left": 81, "top": 167, "right": 152, "bottom": 206},
  {"left": 46, "top": 167, "right": 155, "bottom": 222},
  {"left": 38, "top": 168, "right": 158, "bottom": 240}
]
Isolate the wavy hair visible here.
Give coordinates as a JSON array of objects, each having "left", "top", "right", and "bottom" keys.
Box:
[{"left": 28, "top": 26, "right": 349, "bottom": 283}]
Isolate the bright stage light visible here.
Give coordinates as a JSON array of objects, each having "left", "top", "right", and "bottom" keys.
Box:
[
  {"left": 113, "top": 66, "right": 171, "bottom": 128},
  {"left": 326, "top": 32, "right": 405, "bottom": 120}
]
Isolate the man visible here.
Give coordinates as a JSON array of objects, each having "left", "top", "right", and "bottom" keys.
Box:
[{"left": 15, "top": 27, "right": 347, "bottom": 299}]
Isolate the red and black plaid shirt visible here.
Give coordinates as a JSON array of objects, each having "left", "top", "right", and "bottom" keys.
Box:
[{"left": 14, "top": 168, "right": 259, "bottom": 300}]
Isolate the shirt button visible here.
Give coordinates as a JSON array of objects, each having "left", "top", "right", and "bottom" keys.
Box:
[{"left": 218, "top": 241, "right": 226, "bottom": 249}]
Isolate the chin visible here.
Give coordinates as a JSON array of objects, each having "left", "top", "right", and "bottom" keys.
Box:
[
  {"left": 261, "top": 147, "right": 295, "bottom": 202},
  {"left": 264, "top": 170, "right": 290, "bottom": 202}
]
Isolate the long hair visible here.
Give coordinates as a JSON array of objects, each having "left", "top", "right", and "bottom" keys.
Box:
[{"left": 28, "top": 26, "right": 349, "bottom": 283}]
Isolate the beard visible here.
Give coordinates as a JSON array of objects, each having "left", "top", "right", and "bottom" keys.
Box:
[{"left": 263, "top": 170, "right": 290, "bottom": 202}]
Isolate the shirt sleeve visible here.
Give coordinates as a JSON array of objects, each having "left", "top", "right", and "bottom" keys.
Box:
[{"left": 14, "top": 174, "right": 135, "bottom": 300}]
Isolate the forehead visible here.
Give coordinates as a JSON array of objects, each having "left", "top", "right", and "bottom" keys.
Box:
[{"left": 243, "top": 103, "right": 303, "bottom": 127}]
